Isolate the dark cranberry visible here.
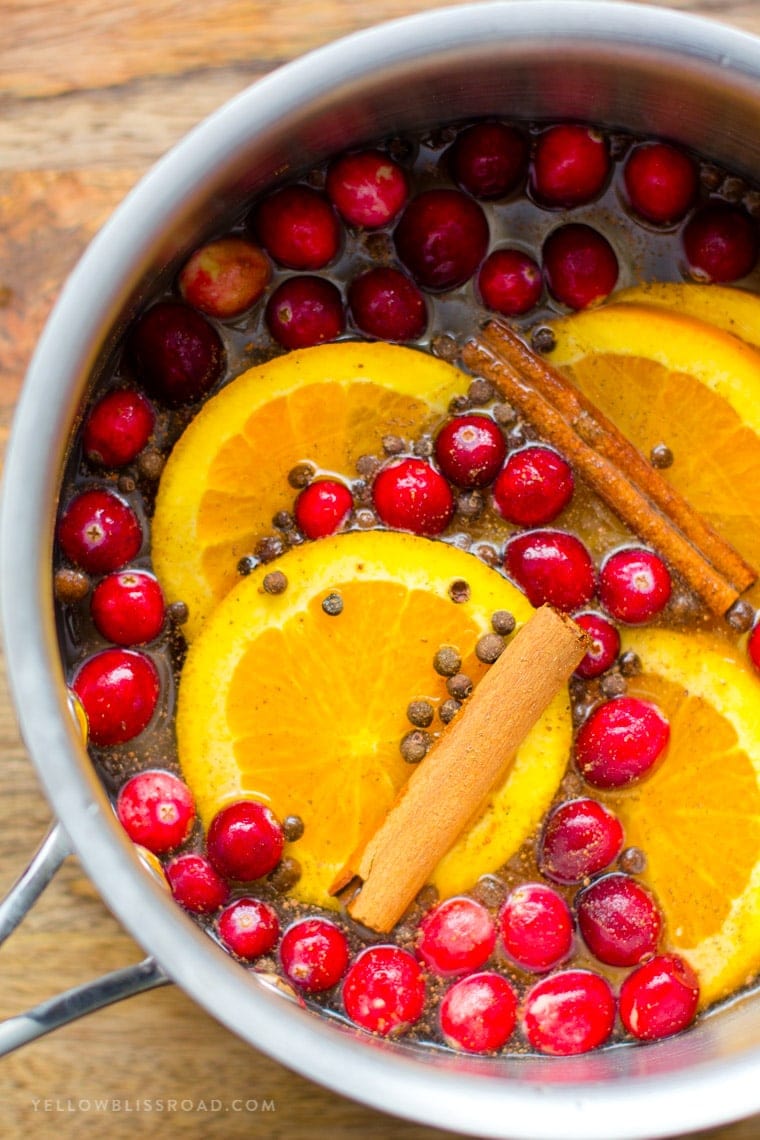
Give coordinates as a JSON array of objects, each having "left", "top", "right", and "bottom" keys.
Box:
[
  {"left": 619, "top": 953, "right": 700, "bottom": 1041},
  {"left": 206, "top": 800, "right": 285, "bottom": 882},
  {"left": 58, "top": 488, "right": 142, "bottom": 575},
  {"left": 599, "top": 547, "right": 672, "bottom": 624},
  {"left": 348, "top": 267, "right": 427, "bottom": 341},
  {"left": 504, "top": 529, "right": 595, "bottom": 611},
  {"left": 393, "top": 189, "right": 489, "bottom": 291},
  {"left": 372, "top": 458, "right": 454, "bottom": 535},
  {"left": 493, "top": 445, "right": 574, "bottom": 526},
  {"left": 72, "top": 648, "right": 159, "bottom": 746},
  {"left": 576, "top": 872, "right": 662, "bottom": 967},
  {"left": 129, "top": 301, "right": 225, "bottom": 407},
  {"left": 522, "top": 969, "right": 616, "bottom": 1055},
  {"left": 253, "top": 184, "right": 340, "bottom": 270},
  {"left": 294, "top": 479, "right": 353, "bottom": 539},
  {"left": 178, "top": 236, "right": 271, "bottom": 318},
  {"left": 265, "top": 275, "right": 345, "bottom": 350},
  {"left": 499, "top": 883, "right": 574, "bottom": 972},
  {"left": 683, "top": 203, "right": 759, "bottom": 282},
  {"left": 477, "top": 248, "right": 542, "bottom": 316},
  {"left": 91, "top": 569, "right": 166, "bottom": 646},
  {"left": 748, "top": 621, "right": 760, "bottom": 674},
  {"left": 448, "top": 121, "right": 528, "bottom": 199},
  {"left": 572, "top": 611, "right": 621, "bottom": 679},
  {"left": 279, "top": 918, "right": 350, "bottom": 993},
  {"left": 538, "top": 797, "right": 624, "bottom": 885},
  {"left": 325, "top": 150, "right": 408, "bottom": 227},
  {"left": 165, "top": 852, "right": 229, "bottom": 915},
  {"left": 217, "top": 897, "right": 280, "bottom": 961},
  {"left": 416, "top": 896, "right": 496, "bottom": 976},
  {"left": 439, "top": 972, "right": 518, "bottom": 1053},
  {"left": 531, "top": 125, "right": 610, "bottom": 207},
  {"left": 623, "top": 142, "right": 698, "bottom": 225},
  {"left": 342, "top": 945, "right": 425, "bottom": 1036},
  {"left": 575, "top": 696, "right": 670, "bottom": 788},
  {"left": 434, "top": 414, "right": 506, "bottom": 489},
  {"left": 116, "top": 769, "right": 195, "bottom": 854},
  {"left": 543, "top": 223, "right": 619, "bottom": 310},
  {"left": 83, "top": 389, "right": 154, "bottom": 467}
]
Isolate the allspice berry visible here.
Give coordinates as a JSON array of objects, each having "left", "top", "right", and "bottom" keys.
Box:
[{"left": 433, "top": 645, "right": 461, "bottom": 677}]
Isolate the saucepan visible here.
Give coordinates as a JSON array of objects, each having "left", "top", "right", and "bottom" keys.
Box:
[{"left": 2, "top": 3, "right": 760, "bottom": 1137}]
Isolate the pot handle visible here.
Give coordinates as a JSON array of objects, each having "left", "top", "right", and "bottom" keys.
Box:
[{"left": 0, "top": 822, "right": 170, "bottom": 1055}]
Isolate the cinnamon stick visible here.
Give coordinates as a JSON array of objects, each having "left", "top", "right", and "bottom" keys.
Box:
[{"left": 331, "top": 606, "right": 588, "bottom": 933}]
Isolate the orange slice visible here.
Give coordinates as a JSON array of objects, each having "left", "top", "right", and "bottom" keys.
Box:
[
  {"left": 176, "top": 530, "right": 572, "bottom": 909},
  {"left": 610, "top": 282, "right": 760, "bottom": 349},
  {"left": 152, "top": 342, "right": 468, "bottom": 639}
]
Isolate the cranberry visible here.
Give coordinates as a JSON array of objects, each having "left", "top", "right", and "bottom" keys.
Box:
[
  {"left": 598, "top": 547, "right": 671, "bottom": 624},
  {"left": 499, "top": 883, "right": 574, "bottom": 972},
  {"left": 116, "top": 769, "right": 195, "bottom": 854},
  {"left": 279, "top": 918, "right": 351, "bottom": 993},
  {"left": 72, "top": 648, "right": 159, "bottom": 746},
  {"left": 206, "top": 800, "right": 285, "bottom": 882},
  {"left": 393, "top": 189, "right": 489, "bottom": 291},
  {"left": 217, "top": 897, "right": 280, "bottom": 961},
  {"left": 623, "top": 142, "right": 698, "bottom": 225},
  {"left": 522, "top": 969, "right": 616, "bottom": 1055},
  {"left": 416, "top": 896, "right": 496, "bottom": 976},
  {"left": 325, "top": 150, "right": 408, "bottom": 227},
  {"left": 577, "top": 872, "right": 662, "bottom": 967},
  {"left": 478, "top": 248, "right": 542, "bottom": 316},
  {"left": 372, "top": 458, "right": 454, "bottom": 536},
  {"left": 748, "top": 621, "right": 760, "bottom": 674},
  {"left": 434, "top": 415, "right": 506, "bottom": 489},
  {"left": 683, "top": 203, "right": 759, "bottom": 282},
  {"left": 619, "top": 953, "right": 700, "bottom": 1041},
  {"left": 129, "top": 301, "right": 225, "bottom": 407},
  {"left": 448, "top": 121, "right": 528, "bottom": 199},
  {"left": 82, "top": 388, "right": 154, "bottom": 467},
  {"left": 294, "top": 479, "right": 353, "bottom": 539},
  {"left": 265, "top": 275, "right": 345, "bottom": 350},
  {"left": 538, "top": 797, "right": 624, "bottom": 885},
  {"left": 572, "top": 612, "right": 621, "bottom": 679},
  {"left": 342, "top": 945, "right": 425, "bottom": 1036},
  {"left": 575, "top": 695, "right": 670, "bottom": 788},
  {"left": 91, "top": 569, "right": 166, "bottom": 646},
  {"left": 439, "top": 972, "right": 518, "bottom": 1053},
  {"left": 178, "top": 236, "right": 271, "bottom": 318},
  {"left": 531, "top": 125, "right": 610, "bottom": 207},
  {"left": 348, "top": 267, "right": 427, "bottom": 342},
  {"left": 543, "top": 223, "right": 619, "bottom": 310},
  {"left": 254, "top": 184, "right": 340, "bottom": 270},
  {"left": 165, "top": 852, "right": 229, "bottom": 914},
  {"left": 504, "top": 529, "right": 595, "bottom": 611},
  {"left": 493, "top": 445, "right": 574, "bottom": 526},
  {"left": 58, "top": 488, "right": 142, "bottom": 575}
]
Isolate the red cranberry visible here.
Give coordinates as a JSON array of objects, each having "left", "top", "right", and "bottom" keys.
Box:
[
  {"left": 619, "top": 953, "right": 700, "bottom": 1041},
  {"left": 538, "top": 797, "right": 624, "bottom": 885},
  {"left": 416, "top": 896, "right": 496, "bottom": 976},
  {"left": 83, "top": 389, "right": 154, "bottom": 467},
  {"left": 178, "top": 236, "right": 271, "bottom": 318},
  {"left": 543, "top": 223, "right": 619, "bottom": 310},
  {"left": 748, "top": 621, "right": 760, "bottom": 674},
  {"left": 531, "top": 125, "right": 610, "bottom": 207},
  {"left": 522, "top": 969, "right": 616, "bottom": 1055},
  {"left": 58, "top": 488, "right": 142, "bottom": 575},
  {"left": 72, "top": 648, "right": 159, "bottom": 746},
  {"left": 116, "top": 769, "right": 195, "bottom": 854},
  {"left": 393, "top": 189, "right": 489, "bottom": 291},
  {"left": 434, "top": 414, "right": 506, "bottom": 489},
  {"left": 372, "top": 458, "right": 454, "bottom": 536},
  {"left": 478, "top": 248, "right": 542, "bottom": 316},
  {"left": 325, "top": 150, "right": 408, "bottom": 227},
  {"left": 575, "top": 696, "right": 670, "bottom": 788},
  {"left": 439, "top": 972, "right": 518, "bottom": 1053},
  {"left": 294, "top": 479, "right": 353, "bottom": 540},
  {"left": 165, "top": 852, "right": 229, "bottom": 915},
  {"left": 493, "top": 445, "right": 574, "bottom": 526},
  {"left": 448, "top": 121, "right": 528, "bottom": 199},
  {"left": 217, "top": 897, "right": 280, "bottom": 961},
  {"left": 91, "top": 569, "right": 166, "bottom": 646},
  {"left": 623, "top": 142, "right": 698, "bottom": 225},
  {"left": 348, "top": 267, "right": 427, "bottom": 342},
  {"left": 265, "top": 275, "right": 345, "bottom": 350},
  {"left": 129, "top": 301, "right": 225, "bottom": 407},
  {"left": 683, "top": 203, "right": 759, "bottom": 282},
  {"left": 342, "top": 945, "right": 425, "bottom": 1036},
  {"left": 572, "top": 612, "right": 621, "bottom": 679},
  {"left": 598, "top": 547, "right": 671, "bottom": 624},
  {"left": 254, "top": 184, "right": 340, "bottom": 270},
  {"left": 499, "top": 883, "right": 574, "bottom": 972},
  {"left": 279, "top": 918, "right": 350, "bottom": 993},
  {"left": 206, "top": 800, "right": 285, "bottom": 882},
  {"left": 504, "top": 529, "right": 595, "bottom": 611},
  {"left": 577, "top": 872, "right": 662, "bottom": 967}
]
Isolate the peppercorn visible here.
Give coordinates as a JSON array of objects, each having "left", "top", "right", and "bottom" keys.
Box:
[{"left": 433, "top": 646, "right": 461, "bottom": 677}]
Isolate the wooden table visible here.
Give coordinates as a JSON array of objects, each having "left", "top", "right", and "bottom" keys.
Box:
[{"left": 2, "top": 2, "right": 760, "bottom": 1137}]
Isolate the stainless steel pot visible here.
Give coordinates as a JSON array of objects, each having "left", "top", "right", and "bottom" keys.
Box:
[{"left": 3, "top": 3, "right": 760, "bottom": 1137}]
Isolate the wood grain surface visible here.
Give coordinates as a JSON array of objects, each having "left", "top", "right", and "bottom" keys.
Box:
[{"left": 2, "top": 3, "right": 760, "bottom": 1138}]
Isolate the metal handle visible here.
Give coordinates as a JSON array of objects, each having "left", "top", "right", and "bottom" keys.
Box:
[{"left": 0, "top": 822, "right": 170, "bottom": 1055}]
